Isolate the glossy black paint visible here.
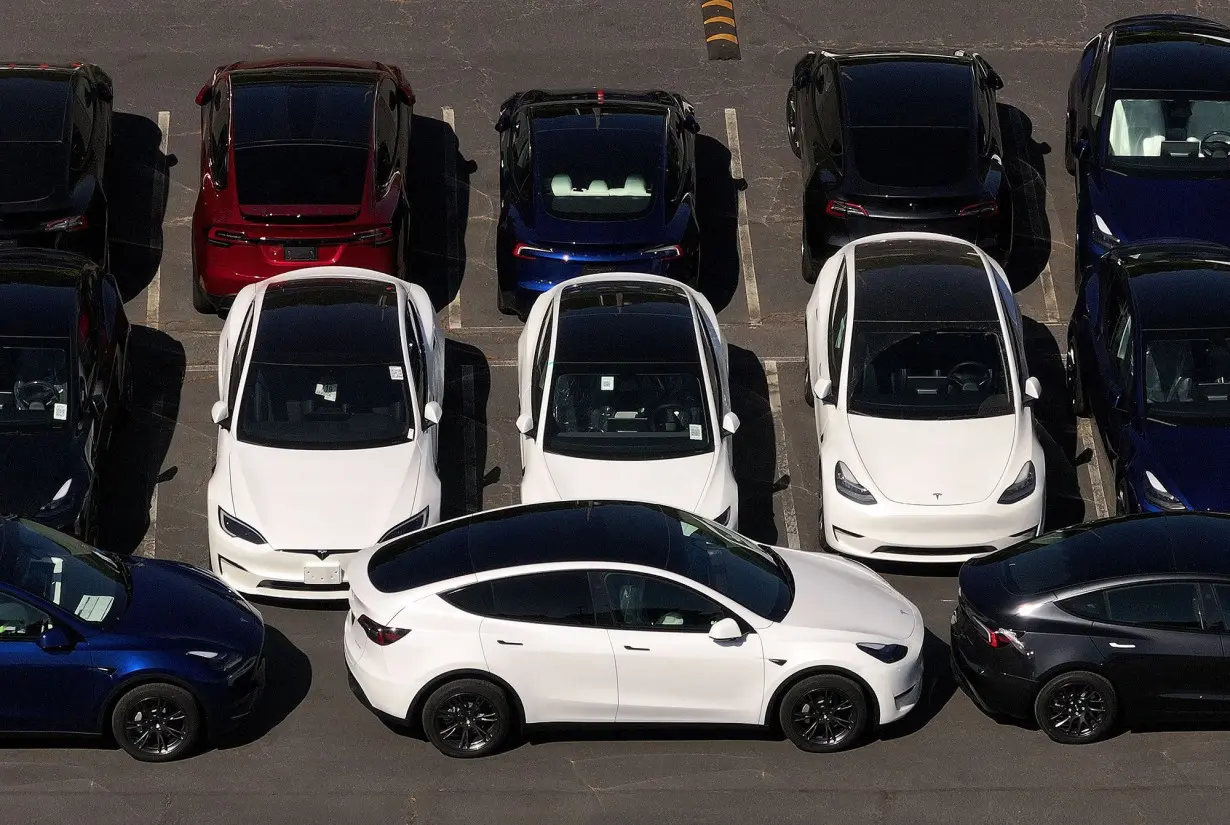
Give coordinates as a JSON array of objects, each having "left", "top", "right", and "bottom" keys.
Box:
[{"left": 953, "top": 513, "right": 1230, "bottom": 728}]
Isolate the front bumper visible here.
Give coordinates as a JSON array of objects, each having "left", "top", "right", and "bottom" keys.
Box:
[{"left": 208, "top": 519, "right": 361, "bottom": 601}]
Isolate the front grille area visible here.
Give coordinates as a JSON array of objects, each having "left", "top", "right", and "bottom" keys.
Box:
[
  {"left": 277, "top": 548, "right": 360, "bottom": 555},
  {"left": 257, "top": 580, "right": 349, "bottom": 592},
  {"left": 873, "top": 545, "right": 995, "bottom": 557}
]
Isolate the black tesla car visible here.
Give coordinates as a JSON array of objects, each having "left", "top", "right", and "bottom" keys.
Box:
[
  {"left": 0, "top": 250, "right": 129, "bottom": 539},
  {"left": 0, "top": 64, "right": 113, "bottom": 266},
  {"left": 786, "top": 49, "right": 1012, "bottom": 281},
  {"left": 953, "top": 512, "right": 1230, "bottom": 744}
]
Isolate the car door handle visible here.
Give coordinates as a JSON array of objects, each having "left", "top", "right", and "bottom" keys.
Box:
[
  {"left": 1108, "top": 642, "right": 1135, "bottom": 649},
  {"left": 624, "top": 645, "right": 650, "bottom": 651},
  {"left": 496, "top": 640, "right": 523, "bottom": 646}
]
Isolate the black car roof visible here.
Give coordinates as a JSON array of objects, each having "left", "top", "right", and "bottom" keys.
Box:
[
  {"left": 553, "top": 282, "right": 699, "bottom": 365},
  {"left": 836, "top": 56, "right": 976, "bottom": 129},
  {"left": 0, "top": 250, "right": 87, "bottom": 336},
  {"left": 230, "top": 67, "right": 381, "bottom": 85},
  {"left": 511, "top": 88, "right": 682, "bottom": 114},
  {"left": 852, "top": 238, "right": 997, "bottom": 324},
  {"left": 1109, "top": 24, "right": 1230, "bottom": 93},
  {"left": 1114, "top": 245, "right": 1230, "bottom": 331},
  {"left": 252, "top": 278, "right": 403, "bottom": 365}
]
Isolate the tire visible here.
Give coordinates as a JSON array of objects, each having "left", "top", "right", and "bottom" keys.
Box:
[
  {"left": 1066, "top": 336, "right": 1088, "bottom": 417},
  {"left": 1033, "top": 670, "right": 1117, "bottom": 744},
  {"left": 1115, "top": 478, "right": 1134, "bottom": 516},
  {"left": 191, "top": 270, "right": 214, "bottom": 314},
  {"left": 1064, "top": 112, "right": 1076, "bottom": 176},
  {"left": 803, "top": 354, "right": 814, "bottom": 407},
  {"left": 110, "top": 682, "right": 202, "bottom": 762},
  {"left": 778, "top": 673, "right": 869, "bottom": 753},
  {"left": 801, "top": 240, "right": 819, "bottom": 284},
  {"left": 421, "top": 678, "right": 512, "bottom": 758},
  {"left": 786, "top": 89, "right": 802, "bottom": 158}
]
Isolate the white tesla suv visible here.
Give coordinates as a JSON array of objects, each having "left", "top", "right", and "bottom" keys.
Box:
[
  {"left": 805, "top": 233, "right": 1045, "bottom": 563},
  {"left": 207, "top": 267, "right": 445, "bottom": 599},
  {"left": 344, "top": 500, "right": 925, "bottom": 757},
  {"left": 515, "top": 274, "right": 740, "bottom": 527}
]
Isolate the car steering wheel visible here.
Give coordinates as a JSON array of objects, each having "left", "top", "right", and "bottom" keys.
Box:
[
  {"left": 947, "top": 361, "right": 993, "bottom": 393},
  {"left": 1200, "top": 131, "right": 1230, "bottom": 158},
  {"left": 651, "top": 403, "right": 691, "bottom": 431},
  {"left": 14, "top": 381, "right": 59, "bottom": 411}
]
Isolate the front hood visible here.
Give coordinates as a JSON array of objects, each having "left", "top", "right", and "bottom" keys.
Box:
[
  {"left": 848, "top": 414, "right": 1017, "bottom": 505},
  {"left": 526, "top": 450, "right": 718, "bottom": 513},
  {"left": 1092, "top": 172, "right": 1230, "bottom": 245},
  {"left": 228, "top": 441, "right": 424, "bottom": 549},
  {"left": 112, "top": 558, "right": 264, "bottom": 651},
  {"left": 777, "top": 547, "right": 917, "bottom": 640},
  {"left": 1141, "top": 421, "right": 1230, "bottom": 511},
  {"left": 0, "top": 431, "right": 81, "bottom": 516},
  {"left": 0, "top": 143, "right": 69, "bottom": 207}
]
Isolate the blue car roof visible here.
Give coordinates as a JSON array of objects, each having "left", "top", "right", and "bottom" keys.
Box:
[
  {"left": 1119, "top": 247, "right": 1230, "bottom": 330},
  {"left": 1110, "top": 28, "right": 1230, "bottom": 93}
]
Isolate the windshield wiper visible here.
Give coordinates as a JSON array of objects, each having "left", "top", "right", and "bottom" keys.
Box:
[{"left": 1145, "top": 415, "right": 1179, "bottom": 427}]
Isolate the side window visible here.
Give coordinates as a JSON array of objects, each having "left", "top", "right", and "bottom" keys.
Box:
[
  {"left": 69, "top": 79, "right": 91, "bottom": 174},
  {"left": 975, "top": 83, "right": 994, "bottom": 155},
  {"left": 227, "top": 307, "right": 255, "bottom": 411},
  {"left": 664, "top": 125, "right": 685, "bottom": 202},
  {"left": 603, "top": 572, "right": 726, "bottom": 633},
  {"left": 698, "top": 320, "right": 725, "bottom": 416},
  {"left": 374, "top": 80, "right": 397, "bottom": 186},
  {"left": 1091, "top": 39, "right": 1111, "bottom": 128},
  {"left": 78, "top": 301, "right": 98, "bottom": 388},
  {"left": 463, "top": 571, "right": 598, "bottom": 627},
  {"left": 1210, "top": 584, "right": 1230, "bottom": 630},
  {"left": 511, "top": 111, "right": 532, "bottom": 198},
  {"left": 1110, "top": 307, "right": 1134, "bottom": 390},
  {"left": 0, "top": 593, "right": 53, "bottom": 640},
  {"left": 404, "top": 305, "right": 428, "bottom": 410},
  {"left": 1064, "top": 582, "right": 1204, "bottom": 630},
  {"left": 210, "top": 78, "right": 231, "bottom": 187},
  {"left": 817, "top": 63, "right": 843, "bottom": 158},
  {"left": 1078, "top": 35, "right": 1100, "bottom": 91},
  {"left": 827, "top": 264, "right": 849, "bottom": 392},
  {"left": 530, "top": 312, "right": 554, "bottom": 422}
]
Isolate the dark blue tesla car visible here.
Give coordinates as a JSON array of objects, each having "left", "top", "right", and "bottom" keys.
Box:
[
  {"left": 1067, "top": 242, "right": 1230, "bottom": 515},
  {"left": 0, "top": 517, "right": 265, "bottom": 761},
  {"left": 494, "top": 89, "right": 701, "bottom": 317},
  {"left": 1066, "top": 14, "right": 1230, "bottom": 281}
]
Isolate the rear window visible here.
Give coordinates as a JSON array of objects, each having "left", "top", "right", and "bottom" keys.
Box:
[
  {"left": 849, "top": 127, "right": 973, "bottom": 187},
  {"left": 534, "top": 119, "right": 663, "bottom": 220},
  {"left": 989, "top": 523, "right": 1164, "bottom": 595},
  {"left": 233, "top": 144, "right": 368, "bottom": 205},
  {"left": 840, "top": 60, "right": 975, "bottom": 128},
  {"left": 368, "top": 524, "right": 471, "bottom": 593},
  {"left": 0, "top": 77, "right": 69, "bottom": 142},
  {"left": 232, "top": 81, "right": 374, "bottom": 147}
]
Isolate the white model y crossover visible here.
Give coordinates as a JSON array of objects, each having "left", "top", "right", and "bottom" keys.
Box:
[
  {"left": 516, "top": 274, "right": 741, "bottom": 527},
  {"left": 207, "top": 267, "right": 445, "bottom": 599},
  {"left": 345, "top": 500, "right": 925, "bottom": 757},
  {"left": 805, "top": 233, "right": 1045, "bottom": 563}
]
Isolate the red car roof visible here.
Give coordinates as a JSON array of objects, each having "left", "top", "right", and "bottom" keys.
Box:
[{"left": 222, "top": 57, "right": 395, "bottom": 75}]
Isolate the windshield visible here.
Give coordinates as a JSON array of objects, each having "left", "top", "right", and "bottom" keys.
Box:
[
  {"left": 542, "top": 363, "right": 713, "bottom": 459},
  {"left": 534, "top": 121, "right": 662, "bottom": 220},
  {"left": 1143, "top": 328, "right": 1230, "bottom": 421},
  {"left": 1106, "top": 95, "right": 1230, "bottom": 173},
  {"left": 846, "top": 321, "right": 1013, "bottom": 420},
  {"left": 0, "top": 519, "right": 128, "bottom": 625},
  {"left": 0, "top": 78, "right": 69, "bottom": 143},
  {"left": 667, "top": 510, "right": 794, "bottom": 621},
  {"left": 236, "top": 361, "right": 412, "bottom": 449},
  {"left": 0, "top": 338, "right": 72, "bottom": 430}
]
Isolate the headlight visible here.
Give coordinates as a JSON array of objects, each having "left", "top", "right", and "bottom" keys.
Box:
[
  {"left": 997, "top": 461, "right": 1036, "bottom": 504},
  {"left": 378, "top": 507, "right": 430, "bottom": 543},
  {"left": 834, "top": 461, "right": 876, "bottom": 505},
  {"left": 1092, "top": 213, "right": 1120, "bottom": 247},
  {"left": 186, "top": 649, "right": 244, "bottom": 671},
  {"left": 38, "top": 479, "right": 74, "bottom": 514},
  {"left": 856, "top": 642, "right": 909, "bottom": 663},
  {"left": 712, "top": 507, "right": 731, "bottom": 526},
  {"left": 219, "top": 509, "right": 268, "bottom": 544},
  {"left": 1143, "top": 471, "right": 1186, "bottom": 511}
]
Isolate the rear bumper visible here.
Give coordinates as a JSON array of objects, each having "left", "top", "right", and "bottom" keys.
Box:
[
  {"left": 196, "top": 241, "right": 400, "bottom": 299},
  {"left": 812, "top": 213, "right": 1002, "bottom": 263},
  {"left": 500, "top": 250, "right": 696, "bottom": 315},
  {"left": 0, "top": 227, "right": 106, "bottom": 265},
  {"left": 950, "top": 640, "right": 1035, "bottom": 720}
]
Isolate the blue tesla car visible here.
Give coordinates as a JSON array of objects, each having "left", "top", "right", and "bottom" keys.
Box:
[
  {"left": 494, "top": 89, "right": 701, "bottom": 317},
  {"left": 1065, "top": 15, "right": 1230, "bottom": 281},
  {"left": 1067, "top": 242, "right": 1230, "bottom": 515},
  {"left": 0, "top": 517, "right": 265, "bottom": 761}
]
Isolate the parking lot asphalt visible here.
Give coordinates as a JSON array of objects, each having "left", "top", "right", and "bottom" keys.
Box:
[{"left": 5, "top": 1, "right": 1230, "bottom": 823}]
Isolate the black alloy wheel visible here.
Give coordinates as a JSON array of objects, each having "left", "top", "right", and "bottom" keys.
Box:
[
  {"left": 1115, "top": 478, "right": 1135, "bottom": 516},
  {"left": 1066, "top": 336, "right": 1088, "bottom": 417},
  {"left": 779, "top": 674, "right": 868, "bottom": 753},
  {"left": 786, "top": 89, "right": 802, "bottom": 158},
  {"left": 422, "top": 678, "right": 511, "bottom": 758},
  {"left": 1034, "top": 671, "right": 1117, "bottom": 744},
  {"left": 111, "top": 682, "right": 202, "bottom": 762}
]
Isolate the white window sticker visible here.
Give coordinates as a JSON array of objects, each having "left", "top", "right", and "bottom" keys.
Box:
[
  {"left": 600, "top": 376, "right": 615, "bottom": 391},
  {"left": 52, "top": 403, "right": 67, "bottom": 421},
  {"left": 689, "top": 424, "right": 703, "bottom": 440},
  {"left": 389, "top": 365, "right": 404, "bottom": 380},
  {"left": 74, "top": 594, "right": 115, "bottom": 623},
  {"left": 314, "top": 383, "right": 338, "bottom": 403},
  {"left": 612, "top": 410, "right": 637, "bottom": 420}
]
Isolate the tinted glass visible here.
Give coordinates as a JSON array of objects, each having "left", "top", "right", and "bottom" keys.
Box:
[
  {"left": 846, "top": 322, "right": 1012, "bottom": 419},
  {"left": 1105, "top": 95, "right": 1230, "bottom": 174},
  {"left": 849, "top": 127, "right": 972, "bottom": 187},
  {"left": 368, "top": 524, "right": 471, "bottom": 593},
  {"left": 232, "top": 81, "right": 374, "bottom": 146},
  {"left": 0, "top": 78, "right": 69, "bottom": 142},
  {"left": 0, "top": 592, "right": 51, "bottom": 640},
  {"left": 0, "top": 339, "right": 72, "bottom": 430},
  {"left": 440, "top": 581, "right": 493, "bottom": 616},
  {"left": 233, "top": 144, "right": 368, "bottom": 205},
  {"left": 534, "top": 117, "right": 663, "bottom": 219},
  {"left": 1143, "top": 329, "right": 1230, "bottom": 422},
  {"left": 0, "top": 520, "right": 128, "bottom": 625},
  {"left": 485, "top": 571, "right": 597, "bottom": 626},
  {"left": 1105, "top": 582, "right": 1203, "bottom": 629},
  {"left": 840, "top": 60, "right": 975, "bottom": 127},
  {"left": 993, "top": 523, "right": 1162, "bottom": 595},
  {"left": 604, "top": 572, "right": 725, "bottom": 632}
]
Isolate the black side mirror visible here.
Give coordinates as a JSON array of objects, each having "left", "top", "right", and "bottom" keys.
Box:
[
  {"left": 89, "top": 393, "right": 105, "bottom": 418},
  {"left": 494, "top": 111, "right": 511, "bottom": 133},
  {"left": 792, "top": 66, "right": 812, "bottom": 90},
  {"left": 38, "top": 627, "right": 74, "bottom": 652},
  {"left": 988, "top": 71, "right": 1004, "bottom": 91},
  {"left": 1075, "top": 134, "right": 1092, "bottom": 161},
  {"left": 96, "top": 85, "right": 114, "bottom": 103},
  {"left": 684, "top": 115, "right": 701, "bottom": 134},
  {"left": 195, "top": 82, "right": 213, "bottom": 107}
]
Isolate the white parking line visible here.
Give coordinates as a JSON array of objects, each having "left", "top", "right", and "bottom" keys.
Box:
[
  {"left": 724, "top": 108, "right": 760, "bottom": 326},
  {"left": 1077, "top": 417, "right": 1110, "bottom": 520},
  {"left": 764, "top": 359, "right": 800, "bottom": 550},
  {"left": 443, "top": 106, "right": 461, "bottom": 331},
  {"left": 461, "top": 364, "right": 479, "bottom": 513}
]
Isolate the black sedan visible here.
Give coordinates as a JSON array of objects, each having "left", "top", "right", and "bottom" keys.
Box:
[
  {"left": 0, "top": 63, "right": 113, "bottom": 266},
  {"left": 786, "top": 49, "right": 1012, "bottom": 281},
  {"left": 0, "top": 250, "right": 129, "bottom": 539},
  {"left": 952, "top": 512, "right": 1230, "bottom": 744}
]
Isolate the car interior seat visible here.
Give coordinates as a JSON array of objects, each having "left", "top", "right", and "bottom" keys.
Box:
[{"left": 1110, "top": 99, "right": 1166, "bottom": 157}]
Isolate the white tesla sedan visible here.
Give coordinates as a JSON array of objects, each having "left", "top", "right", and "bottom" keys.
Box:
[
  {"left": 805, "top": 233, "right": 1045, "bottom": 563},
  {"left": 515, "top": 273, "right": 740, "bottom": 527},
  {"left": 344, "top": 500, "right": 924, "bottom": 757},
  {"left": 206, "top": 267, "right": 445, "bottom": 599}
]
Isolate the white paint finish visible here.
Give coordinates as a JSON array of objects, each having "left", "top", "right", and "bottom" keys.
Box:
[
  {"left": 764, "top": 360, "right": 800, "bottom": 550},
  {"left": 442, "top": 106, "right": 461, "bottom": 331},
  {"left": 1078, "top": 416, "right": 1110, "bottom": 519},
  {"left": 724, "top": 108, "right": 760, "bottom": 326}
]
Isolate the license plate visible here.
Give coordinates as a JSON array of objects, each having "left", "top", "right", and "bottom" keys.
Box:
[
  {"left": 303, "top": 562, "right": 342, "bottom": 585},
  {"left": 284, "top": 244, "right": 318, "bottom": 262},
  {"left": 581, "top": 264, "right": 619, "bottom": 276}
]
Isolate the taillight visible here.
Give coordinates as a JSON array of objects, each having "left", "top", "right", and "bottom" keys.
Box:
[
  {"left": 356, "top": 614, "right": 410, "bottom": 646},
  {"left": 42, "top": 214, "right": 88, "bottom": 232},
  {"left": 825, "top": 199, "right": 867, "bottom": 218},
  {"left": 958, "top": 201, "right": 999, "bottom": 217},
  {"left": 353, "top": 227, "right": 394, "bottom": 246},
  {"left": 642, "top": 244, "right": 682, "bottom": 259},
  {"left": 968, "top": 610, "right": 1025, "bottom": 651},
  {"left": 513, "top": 242, "right": 550, "bottom": 259},
  {"left": 207, "top": 227, "right": 247, "bottom": 247}
]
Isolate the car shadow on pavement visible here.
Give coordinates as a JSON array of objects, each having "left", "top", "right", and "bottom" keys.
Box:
[
  {"left": 408, "top": 113, "right": 475, "bottom": 311},
  {"left": 728, "top": 345, "right": 779, "bottom": 546},
  {"left": 877, "top": 628, "right": 958, "bottom": 741},
  {"left": 998, "top": 103, "right": 1052, "bottom": 293},
  {"left": 695, "top": 133, "right": 742, "bottom": 314},
  {"left": 96, "top": 326, "right": 184, "bottom": 555},
  {"left": 1024, "top": 317, "right": 1087, "bottom": 530},
  {"left": 220, "top": 626, "right": 312, "bottom": 750},
  {"left": 107, "top": 112, "right": 172, "bottom": 301},
  {"left": 439, "top": 339, "right": 494, "bottom": 521}
]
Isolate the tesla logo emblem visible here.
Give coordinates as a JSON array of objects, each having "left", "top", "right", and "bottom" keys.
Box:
[
  {"left": 314, "top": 550, "right": 330, "bottom": 560},
  {"left": 933, "top": 493, "right": 942, "bottom": 500}
]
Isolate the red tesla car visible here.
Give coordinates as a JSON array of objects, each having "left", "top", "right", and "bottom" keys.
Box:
[{"left": 191, "top": 59, "right": 415, "bottom": 313}]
